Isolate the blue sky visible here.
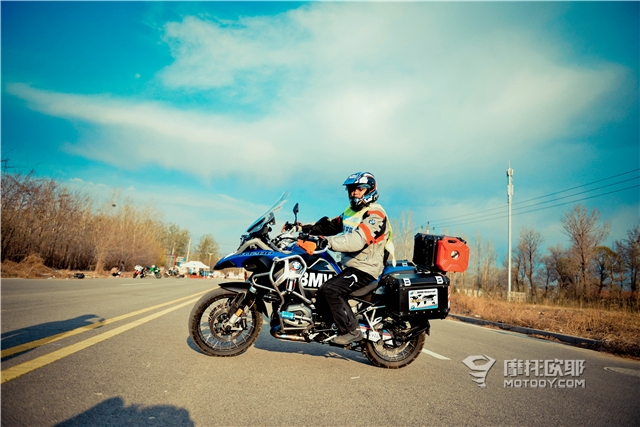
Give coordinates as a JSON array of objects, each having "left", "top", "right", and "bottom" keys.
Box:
[{"left": 2, "top": 1, "right": 638, "bottom": 259}]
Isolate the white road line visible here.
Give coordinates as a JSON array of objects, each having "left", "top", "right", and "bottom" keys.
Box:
[{"left": 422, "top": 349, "right": 451, "bottom": 360}]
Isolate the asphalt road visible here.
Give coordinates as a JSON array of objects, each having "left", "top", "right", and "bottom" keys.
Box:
[{"left": 1, "top": 277, "right": 639, "bottom": 427}]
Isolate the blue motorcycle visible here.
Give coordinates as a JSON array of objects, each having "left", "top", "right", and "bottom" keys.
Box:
[{"left": 188, "top": 193, "right": 452, "bottom": 368}]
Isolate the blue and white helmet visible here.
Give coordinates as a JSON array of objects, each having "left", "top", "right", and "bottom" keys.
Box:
[{"left": 343, "top": 172, "right": 379, "bottom": 211}]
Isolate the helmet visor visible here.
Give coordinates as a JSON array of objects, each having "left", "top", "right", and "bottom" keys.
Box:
[{"left": 345, "top": 184, "right": 371, "bottom": 193}]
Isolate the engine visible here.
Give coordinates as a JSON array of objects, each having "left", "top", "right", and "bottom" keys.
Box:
[{"left": 280, "top": 303, "right": 313, "bottom": 328}]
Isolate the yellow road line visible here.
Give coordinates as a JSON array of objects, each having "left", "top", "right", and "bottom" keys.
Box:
[
  {"left": 1, "top": 297, "right": 200, "bottom": 384},
  {"left": 1, "top": 289, "right": 209, "bottom": 358}
]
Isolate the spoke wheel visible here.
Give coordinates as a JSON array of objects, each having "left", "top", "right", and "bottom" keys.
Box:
[
  {"left": 363, "top": 320, "right": 425, "bottom": 369},
  {"left": 188, "top": 288, "right": 262, "bottom": 357}
]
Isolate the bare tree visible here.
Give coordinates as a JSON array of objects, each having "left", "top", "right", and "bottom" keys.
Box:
[
  {"left": 594, "top": 246, "right": 617, "bottom": 297},
  {"left": 1, "top": 170, "right": 195, "bottom": 274},
  {"left": 609, "top": 242, "right": 627, "bottom": 298},
  {"left": 513, "top": 245, "right": 525, "bottom": 293},
  {"left": 515, "top": 227, "right": 545, "bottom": 300},
  {"left": 540, "top": 254, "right": 555, "bottom": 299},
  {"left": 560, "top": 204, "right": 610, "bottom": 300},
  {"left": 546, "top": 244, "right": 579, "bottom": 300},
  {"left": 469, "top": 233, "right": 498, "bottom": 293},
  {"left": 90, "top": 195, "right": 165, "bottom": 272},
  {"left": 163, "top": 223, "right": 191, "bottom": 267},
  {"left": 617, "top": 224, "right": 640, "bottom": 302},
  {"left": 193, "top": 234, "right": 220, "bottom": 267},
  {"left": 390, "top": 211, "right": 416, "bottom": 261}
]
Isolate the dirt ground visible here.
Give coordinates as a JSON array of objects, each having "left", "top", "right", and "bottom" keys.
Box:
[
  {"left": 2, "top": 255, "right": 113, "bottom": 279},
  {"left": 451, "top": 292, "right": 640, "bottom": 359}
]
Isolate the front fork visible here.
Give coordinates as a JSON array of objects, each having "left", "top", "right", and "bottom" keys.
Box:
[{"left": 223, "top": 290, "right": 256, "bottom": 331}]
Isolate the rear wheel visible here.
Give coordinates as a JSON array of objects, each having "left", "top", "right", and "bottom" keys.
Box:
[
  {"left": 363, "top": 319, "right": 425, "bottom": 369},
  {"left": 188, "top": 288, "right": 262, "bottom": 357}
]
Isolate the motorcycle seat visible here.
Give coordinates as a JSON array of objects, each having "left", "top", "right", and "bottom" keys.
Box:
[{"left": 350, "top": 280, "right": 379, "bottom": 297}]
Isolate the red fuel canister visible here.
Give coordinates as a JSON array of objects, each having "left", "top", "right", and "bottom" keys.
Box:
[{"left": 436, "top": 237, "right": 470, "bottom": 272}]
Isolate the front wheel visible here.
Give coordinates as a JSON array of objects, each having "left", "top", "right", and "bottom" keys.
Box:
[
  {"left": 188, "top": 288, "right": 263, "bottom": 357},
  {"left": 363, "top": 319, "right": 426, "bottom": 369}
]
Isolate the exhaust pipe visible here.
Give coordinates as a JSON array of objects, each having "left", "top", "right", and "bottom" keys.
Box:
[{"left": 270, "top": 326, "right": 308, "bottom": 342}]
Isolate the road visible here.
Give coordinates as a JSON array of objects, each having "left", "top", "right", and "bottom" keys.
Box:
[{"left": 1, "top": 277, "right": 639, "bottom": 426}]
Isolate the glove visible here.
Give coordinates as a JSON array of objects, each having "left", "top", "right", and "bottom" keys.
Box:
[
  {"left": 316, "top": 236, "right": 329, "bottom": 250},
  {"left": 282, "top": 222, "right": 302, "bottom": 233}
]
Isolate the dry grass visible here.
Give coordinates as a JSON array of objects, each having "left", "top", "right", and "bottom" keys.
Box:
[
  {"left": 1, "top": 254, "right": 60, "bottom": 278},
  {"left": 451, "top": 292, "right": 640, "bottom": 359},
  {"left": 1, "top": 255, "right": 105, "bottom": 279}
]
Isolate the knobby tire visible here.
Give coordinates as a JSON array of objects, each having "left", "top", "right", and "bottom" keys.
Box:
[{"left": 188, "top": 287, "right": 263, "bottom": 357}]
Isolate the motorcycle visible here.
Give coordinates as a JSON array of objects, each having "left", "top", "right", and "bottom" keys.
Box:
[
  {"left": 165, "top": 267, "right": 180, "bottom": 278},
  {"left": 188, "top": 193, "right": 466, "bottom": 368},
  {"left": 148, "top": 265, "right": 162, "bottom": 279},
  {"left": 132, "top": 265, "right": 146, "bottom": 279}
]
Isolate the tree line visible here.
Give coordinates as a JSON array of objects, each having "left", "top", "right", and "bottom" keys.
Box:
[
  {"left": 392, "top": 205, "right": 639, "bottom": 308},
  {"left": 4, "top": 168, "right": 637, "bottom": 306},
  {"left": 510, "top": 205, "right": 638, "bottom": 305},
  {"left": 1, "top": 171, "right": 220, "bottom": 272}
]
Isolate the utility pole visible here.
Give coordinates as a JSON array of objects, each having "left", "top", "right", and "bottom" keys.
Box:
[{"left": 507, "top": 163, "right": 514, "bottom": 300}]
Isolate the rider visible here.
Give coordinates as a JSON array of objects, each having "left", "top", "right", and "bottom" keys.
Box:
[{"left": 297, "top": 172, "right": 395, "bottom": 345}]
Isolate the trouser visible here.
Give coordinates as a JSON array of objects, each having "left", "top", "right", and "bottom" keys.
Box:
[{"left": 315, "top": 267, "right": 375, "bottom": 334}]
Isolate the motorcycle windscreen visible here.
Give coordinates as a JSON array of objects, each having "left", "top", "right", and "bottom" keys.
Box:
[{"left": 245, "top": 191, "right": 290, "bottom": 234}]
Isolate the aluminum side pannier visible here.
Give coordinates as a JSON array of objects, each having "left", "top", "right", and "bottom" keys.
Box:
[{"left": 383, "top": 271, "right": 450, "bottom": 320}]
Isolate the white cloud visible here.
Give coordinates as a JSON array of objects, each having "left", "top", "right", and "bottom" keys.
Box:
[{"left": 6, "top": 3, "right": 634, "bottom": 191}]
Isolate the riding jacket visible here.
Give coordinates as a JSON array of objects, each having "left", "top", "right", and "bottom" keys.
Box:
[{"left": 302, "top": 202, "right": 394, "bottom": 278}]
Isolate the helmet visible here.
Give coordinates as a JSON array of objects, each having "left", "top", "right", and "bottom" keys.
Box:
[{"left": 343, "top": 172, "right": 378, "bottom": 211}]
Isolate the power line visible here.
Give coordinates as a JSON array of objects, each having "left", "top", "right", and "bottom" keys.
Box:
[
  {"left": 512, "top": 184, "right": 639, "bottom": 217},
  {"left": 431, "top": 184, "right": 639, "bottom": 230},
  {"left": 404, "top": 169, "right": 639, "bottom": 238},
  {"left": 512, "top": 168, "right": 639, "bottom": 206},
  {"left": 505, "top": 176, "right": 637, "bottom": 214},
  {"left": 422, "top": 168, "right": 639, "bottom": 228}
]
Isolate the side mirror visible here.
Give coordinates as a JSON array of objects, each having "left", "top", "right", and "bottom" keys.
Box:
[{"left": 293, "top": 203, "right": 299, "bottom": 223}]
